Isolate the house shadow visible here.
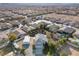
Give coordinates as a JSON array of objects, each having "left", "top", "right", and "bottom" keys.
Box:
[{"left": 0, "top": 45, "right": 12, "bottom": 56}]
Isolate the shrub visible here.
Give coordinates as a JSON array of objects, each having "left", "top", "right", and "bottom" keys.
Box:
[{"left": 58, "top": 37, "right": 67, "bottom": 45}]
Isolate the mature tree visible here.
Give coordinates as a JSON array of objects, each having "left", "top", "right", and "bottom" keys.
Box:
[
  {"left": 58, "top": 37, "right": 67, "bottom": 45},
  {"left": 43, "top": 39, "right": 58, "bottom": 56},
  {"left": 8, "top": 33, "right": 17, "bottom": 42}
]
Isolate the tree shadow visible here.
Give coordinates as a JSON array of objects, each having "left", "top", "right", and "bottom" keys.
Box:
[
  {"left": 0, "top": 45, "right": 12, "bottom": 56},
  {"left": 58, "top": 44, "right": 72, "bottom": 56}
]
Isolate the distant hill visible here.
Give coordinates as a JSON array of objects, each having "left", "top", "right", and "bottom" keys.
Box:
[{"left": 0, "top": 3, "right": 79, "bottom": 8}]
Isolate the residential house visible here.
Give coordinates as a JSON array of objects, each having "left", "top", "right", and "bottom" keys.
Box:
[
  {"left": 0, "top": 18, "right": 5, "bottom": 22},
  {"left": 29, "top": 20, "right": 52, "bottom": 30},
  {"left": 21, "top": 25, "right": 28, "bottom": 32},
  {"left": 10, "top": 20, "right": 20, "bottom": 28},
  {"left": 58, "top": 26, "right": 76, "bottom": 37},
  {"left": 36, "top": 15, "right": 44, "bottom": 20},
  {"left": 46, "top": 24, "right": 60, "bottom": 32},
  {"left": 0, "top": 23, "right": 12, "bottom": 31},
  {"left": 12, "top": 28, "right": 26, "bottom": 39}
]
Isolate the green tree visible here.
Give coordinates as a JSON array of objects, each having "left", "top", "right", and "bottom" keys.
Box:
[
  {"left": 48, "top": 40, "right": 57, "bottom": 55},
  {"left": 8, "top": 33, "right": 17, "bottom": 42},
  {"left": 58, "top": 37, "right": 67, "bottom": 45},
  {"left": 43, "top": 39, "right": 58, "bottom": 56}
]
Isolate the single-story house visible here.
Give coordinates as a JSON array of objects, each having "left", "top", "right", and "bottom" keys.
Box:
[
  {"left": 46, "top": 24, "right": 60, "bottom": 32},
  {"left": 21, "top": 25, "right": 29, "bottom": 33},
  {"left": 0, "top": 33, "right": 8, "bottom": 47},
  {"left": 0, "top": 18, "right": 5, "bottom": 22},
  {"left": 58, "top": 26, "right": 76, "bottom": 37},
  {"left": 12, "top": 28, "right": 26, "bottom": 39},
  {"left": 10, "top": 20, "right": 20, "bottom": 28},
  {"left": 63, "top": 27, "right": 75, "bottom": 34},
  {"left": 0, "top": 23, "right": 12, "bottom": 31},
  {"left": 29, "top": 23, "right": 40, "bottom": 29},
  {"left": 36, "top": 15, "right": 44, "bottom": 20}
]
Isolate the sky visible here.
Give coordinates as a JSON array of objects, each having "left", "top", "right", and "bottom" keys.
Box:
[{"left": 0, "top": 0, "right": 79, "bottom": 3}]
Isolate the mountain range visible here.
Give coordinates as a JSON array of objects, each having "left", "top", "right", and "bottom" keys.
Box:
[{"left": 0, "top": 3, "right": 79, "bottom": 8}]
